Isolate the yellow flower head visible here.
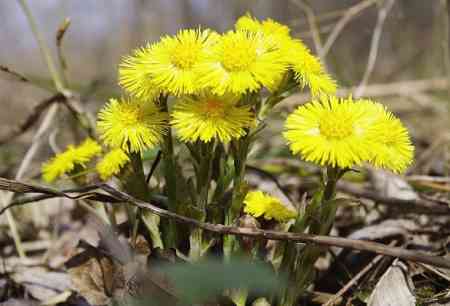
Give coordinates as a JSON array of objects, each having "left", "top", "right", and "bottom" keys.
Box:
[
  {"left": 76, "top": 138, "right": 103, "bottom": 161},
  {"left": 171, "top": 93, "right": 254, "bottom": 143},
  {"left": 119, "top": 29, "right": 218, "bottom": 97},
  {"left": 119, "top": 45, "right": 161, "bottom": 101},
  {"left": 283, "top": 96, "right": 383, "bottom": 169},
  {"left": 289, "top": 40, "right": 337, "bottom": 96},
  {"left": 97, "top": 98, "right": 169, "bottom": 153},
  {"left": 42, "top": 138, "right": 101, "bottom": 183},
  {"left": 196, "top": 30, "right": 287, "bottom": 95},
  {"left": 243, "top": 190, "right": 297, "bottom": 222},
  {"left": 96, "top": 148, "right": 130, "bottom": 181},
  {"left": 368, "top": 112, "right": 414, "bottom": 173},
  {"left": 236, "top": 14, "right": 290, "bottom": 38},
  {"left": 236, "top": 14, "right": 335, "bottom": 96}
]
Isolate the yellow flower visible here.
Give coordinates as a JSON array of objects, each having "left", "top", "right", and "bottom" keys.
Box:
[
  {"left": 283, "top": 96, "right": 382, "bottom": 169},
  {"left": 243, "top": 191, "right": 297, "bottom": 222},
  {"left": 196, "top": 30, "right": 287, "bottom": 95},
  {"left": 42, "top": 138, "right": 101, "bottom": 183},
  {"left": 236, "top": 14, "right": 290, "bottom": 37},
  {"left": 236, "top": 14, "right": 336, "bottom": 95},
  {"left": 119, "top": 44, "right": 161, "bottom": 100},
  {"left": 171, "top": 93, "right": 254, "bottom": 143},
  {"left": 289, "top": 40, "right": 337, "bottom": 96},
  {"left": 76, "top": 138, "right": 102, "bottom": 161},
  {"left": 368, "top": 112, "right": 414, "bottom": 173},
  {"left": 97, "top": 98, "right": 168, "bottom": 153},
  {"left": 119, "top": 29, "right": 218, "bottom": 97},
  {"left": 96, "top": 148, "right": 130, "bottom": 180}
]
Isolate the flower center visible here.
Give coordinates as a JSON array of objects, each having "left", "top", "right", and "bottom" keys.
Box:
[
  {"left": 203, "top": 99, "right": 225, "bottom": 118},
  {"left": 171, "top": 41, "right": 200, "bottom": 70},
  {"left": 221, "top": 40, "right": 257, "bottom": 72},
  {"left": 121, "top": 108, "right": 141, "bottom": 126},
  {"left": 319, "top": 118, "right": 353, "bottom": 139}
]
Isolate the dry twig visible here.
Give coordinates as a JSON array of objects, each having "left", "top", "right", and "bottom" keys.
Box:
[
  {"left": 0, "top": 93, "right": 65, "bottom": 145},
  {"left": 320, "top": 0, "right": 378, "bottom": 58},
  {"left": 1, "top": 177, "right": 450, "bottom": 269},
  {"left": 354, "top": 0, "right": 396, "bottom": 97},
  {"left": 282, "top": 78, "right": 450, "bottom": 110},
  {"left": 336, "top": 181, "right": 450, "bottom": 215},
  {"left": 323, "top": 241, "right": 397, "bottom": 306}
]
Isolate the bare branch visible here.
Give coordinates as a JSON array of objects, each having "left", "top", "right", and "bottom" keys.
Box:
[
  {"left": 290, "top": 0, "right": 324, "bottom": 62},
  {"left": 1, "top": 177, "right": 450, "bottom": 269},
  {"left": 0, "top": 93, "right": 65, "bottom": 145},
  {"left": 320, "top": 0, "right": 378, "bottom": 58},
  {"left": 0, "top": 65, "right": 29, "bottom": 82},
  {"left": 354, "top": 0, "right": 396, "bottom": 97},
  {"left": 283, "top": 78, "right": 450, "bottom": 110}
]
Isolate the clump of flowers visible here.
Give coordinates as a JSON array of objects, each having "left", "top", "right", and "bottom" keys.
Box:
[{"left": 40, "top": 13, "right": 414, "bottom": 306}]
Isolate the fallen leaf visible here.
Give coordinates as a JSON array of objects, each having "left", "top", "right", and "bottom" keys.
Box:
[
  {"left": 11, "top": 267, "right": 71, "bottom": 301},
  {"left": 367, "top": 260, "right": 416, "bottom": 306},
  {"left": 371, "top": 170, "right": 417, "bottom": 201}
]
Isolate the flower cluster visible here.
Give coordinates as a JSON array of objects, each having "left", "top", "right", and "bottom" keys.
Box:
[
  {"left": 283, "top": 96, "right": 414, "bottom": 173},
  {"left": 115, "top": 14, "right": 336, "bottom": 146},
  {"left": 41, "top": 14, "right": 413, "bottom": 189}
]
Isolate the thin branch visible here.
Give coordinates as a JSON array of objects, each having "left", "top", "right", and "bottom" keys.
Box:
[
  {"left": 354, "top": 0, "right": 396, "bottom": 98},
  {"left": 56, "top": 18, "right": 71, "bottom": 86},
  {"left": 0, "top": 93, "right": 65, "bottom": 145},
  {"left": 290, "top": 0, "right": 324, "bottom": 62},
  {"left": 0, "top": 65, "right": 29, "bottom": 82},
  {"left": 2, "top": 0, "right": 70, "bottom": 258},
  {"left": 282, "top": 78, "right": 450, "bottom": 110},
  {"left": 336, "top": 181, "right": 450, "bottom": 215},
  {"left": 1, "top": 177, "right": 450, "bottom": 269},
  {"left": 406, "top": 175, "right": 450, "bottom": 184},
  {"left": 16, "top": 0, "right": 65, "bottom": 92},
  {"left": 323, "top": 241, "right": 397, "bottom": 306},
  {"left": 439, "top": 0, "right": 450, "bottom": 99},
  {"left": 320, "top": 0, "right": 378, "bottom": 58}
]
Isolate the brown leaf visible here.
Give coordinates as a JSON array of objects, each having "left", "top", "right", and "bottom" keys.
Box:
[
  {"left": 11, "top": 267, "right": 71, "bottom": 301},
  {"left": 66, "top": 247, "right": 125, "bottom": 306},
  {"left": 367, "top": 260, "right": 416, "bottom": 306}
]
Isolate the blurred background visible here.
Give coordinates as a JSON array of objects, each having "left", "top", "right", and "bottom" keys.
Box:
[
  {"left": 1, "top": 3, "right": 450, "bottom": 304},
  {"left": 0, "top": 0, "right": 449, "bottom": 175}
]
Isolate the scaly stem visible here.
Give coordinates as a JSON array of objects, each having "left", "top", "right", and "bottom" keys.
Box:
[
  {"left": 122, "top": 152, "right": 163, "bottom": 248},
  {"left": 224, "top": 137, "right": 249, "bottom": 260},
  {"left": 160, "top": 95, "right": 178, "bottom": 248},
  {"left": 189, "top": 141, "right": 215, "bottom": 261},
  {"left": 278, "top": 167, "right": 340, "bottom": 306}
]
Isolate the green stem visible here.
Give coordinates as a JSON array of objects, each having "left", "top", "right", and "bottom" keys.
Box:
[
  {"left": 278, "top": 167, "right": 340, "bottom": 306},
  {"left": 122, "top": 152, "right": 163, "bottom": 249},
  {"left": 224, "top": 138, "right": 249, "bottom": 260},
  {"left": 189, "top": 141, "right": 215, "bottom": 261},
  {"left": 160, "top": 96, "right": 178, "bottom": 248}
]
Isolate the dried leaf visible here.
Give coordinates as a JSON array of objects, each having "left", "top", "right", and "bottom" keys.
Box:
[
  {"left": 11, "top": 267, "right": 71, "bottom": 301},
  {"left": 371, "top": 170, "right": 417, "bottom": 201},
  {"left": 367, "top": 261, "right": 416, "bottom": 306},
  {"left": 66, "top": 247, "right": 125, "bottom": 306}
]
